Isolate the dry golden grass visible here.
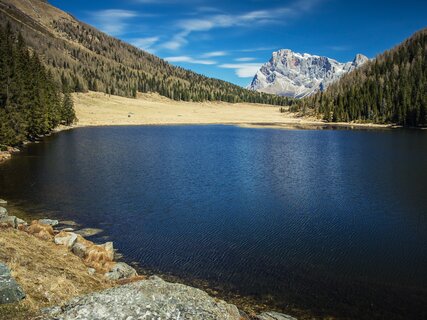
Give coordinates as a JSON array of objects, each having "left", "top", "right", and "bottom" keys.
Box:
[
  {"left": 71, "top": 91, "right": 389, "bottom": 130},
  {"left": 0, "top": 228, "right": 111, "bottom": 320},
  {"left": 80, "top": 241, "right": 115, "bottom": 274},
  {"left": 72, "top": 91, "right": 302, "bottom": 127},
  {"left": 27, "top": 220, "right": 55, "bottom": 241}
]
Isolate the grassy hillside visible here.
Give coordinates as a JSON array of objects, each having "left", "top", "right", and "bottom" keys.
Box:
[
  {"left": 0, "top": 0, "right": 290, "bottom": 106},
  {"left": 294, "top": 28, "right": 427, "bottom": 127}
]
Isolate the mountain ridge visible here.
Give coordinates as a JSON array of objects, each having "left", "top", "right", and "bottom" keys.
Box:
[
  {"left": 0, "top": 0, "right": 289, "bottom": 106},
  {"left": 248, "top": 49, "right": 368, "bottom": 98}
]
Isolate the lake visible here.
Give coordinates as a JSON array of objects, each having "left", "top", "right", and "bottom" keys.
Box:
[{"left": 0, "top": 125, "right": 426, "bottom": 319}]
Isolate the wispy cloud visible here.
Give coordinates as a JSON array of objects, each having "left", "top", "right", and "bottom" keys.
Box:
[
  {"left": 130, "top": 37, "right": 159, "bottom": 53},
  {"left": 235, "top": 57, "right": 257, "bottom": 62},
  {"left": 239, "top": 46, "right": 277, "bottom": 53},
  {"left": 162, "top": 32, "right": 189, "bottom": 50},
  {"left": 201, "top": 51, "right": 228, "bottom": 58},
  {"left": 90, "top": 9, "right": 138, "bottom": 35},
  {"left": 327, "top": 45, "right": 351, "bottom": 51},
  {"left": 165, "top": 56, "right": 217, "bottom": 65},
  {"left": 161, "top": 0, "right": 323, "bottom": 50},
  {"left": 219, "top": 63, "right": 263, "bottom": 78}
]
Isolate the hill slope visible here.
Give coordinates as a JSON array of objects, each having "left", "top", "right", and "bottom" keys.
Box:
[
  {"left": 0, "top": 0, "right": 289, "bottom": 106},
  {"left": 295, "top": 28, "right": 427, "bottom": 126}
]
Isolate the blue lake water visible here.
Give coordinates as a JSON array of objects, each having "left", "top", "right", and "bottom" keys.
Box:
[{"left": 0, "top": 125, "right": 426, "bottom": 319}]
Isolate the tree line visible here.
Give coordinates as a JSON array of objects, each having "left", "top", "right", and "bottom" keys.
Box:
[
  {"left": 0, "top": 24, "right": 75, "bottom": 147},
  {"left": 293, "top": 28, "right": 427, "bottom": 127}
]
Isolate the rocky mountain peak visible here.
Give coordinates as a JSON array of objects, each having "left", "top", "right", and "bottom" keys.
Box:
[
  {"left": 353, "top": 53, "right": 369, "bottom": 66},
  {"left": 248, "top": 50, "right": 369, "bottom": 98}
]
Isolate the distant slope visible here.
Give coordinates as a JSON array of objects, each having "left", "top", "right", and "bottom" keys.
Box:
[
  {"left": 295, "top": 28, "right": 427, "bottom": 126},
  {"left": 0, "top": 0, "right": 290, "bottom": 105},
  {"left": 248, "top": 49, "right": 368, "bottom": 98}
]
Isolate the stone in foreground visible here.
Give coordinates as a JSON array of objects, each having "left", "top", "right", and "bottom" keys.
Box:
[
  {"left": 54, "top": 231, "right": 78, "bottom": 248},
  {"left": 0, "top": 216, "right": 17, "bottom": 228},
  {"left": 0, "top": 263, "right": 26, "bottom": 304},
  {"left": 0, "top": 206, "right": 7, "bottom": 219},
  {"left": 44, "top": 276, "right": 241, "bottom": 320},
  {"left": 257, "top": 311, "right": 298, "bottom": 320},
  {"left": 104, "top": 262, "right": 137, "bottom": 280}
]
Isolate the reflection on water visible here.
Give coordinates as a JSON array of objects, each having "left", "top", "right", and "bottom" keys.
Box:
[{"left": 0, "top": 125, "right": 426, "bottom": 319}]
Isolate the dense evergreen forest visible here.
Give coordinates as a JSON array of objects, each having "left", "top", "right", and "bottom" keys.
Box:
[
  {"left": 0, "top": 0, "right": 291, "bottom": 106},
  {"left": 0, "top": 24, "right": 75, "bottom": 146},
  {"left": 294, "top": 28, "right": 427, "bottom": 127}
]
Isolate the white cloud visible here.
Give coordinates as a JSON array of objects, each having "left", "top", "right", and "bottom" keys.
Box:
[
  {"left": 235, "top": 57, "right": 257, "bottom": 62},
  {"left": 219, "top": 63, "right": 262, "bottom": 78},
  {"left": 201, "top": 51, "right": 228, "bottom": 58},
  {"left": 131, "top": 37, "right": 159, "bottom": 49},
  {"left": 239, "top": 47, "right": 277, "bottom": 52},
  {"left": 327, "top": 45, "right": 351, "bottom": 51},
  {"left": 165, "top": 56, "right": 217, "bottom": 65},
  {"left": 90, "top": 9, "right": 138, "bottom": 35},
  {"left": 160, "top": 0, "right": 323, "bottom": 50},
  {"left": 162, "top": 32, "right": 188, "bottom": 50}
]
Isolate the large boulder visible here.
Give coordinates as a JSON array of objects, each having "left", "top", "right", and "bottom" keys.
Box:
[
  {"left": 0, "top": 216, "right": 17, "bottom": 228},
  {"left": 70, "top": 235, "right": 95, "bottom": 259},
  {"left": 257, "top": 311, "right": 298, "bottom": 320},
  {"left": 105, "top": 262, "right": 137, "bottom": 280},
  {"left": 0, "top": 206, "right": 7, "bottom": 219},
  {"left": 71, "top": 242, "right": 87, "bottom": 259},
  {"left": 0, "top": 263, "right": 25, "bottom": 304},
  {"left": 54, "top": 231, "right": 78, "bottom": 248},
  {"left": 44, "top": 276, "right": 241, "bottom": 320}
]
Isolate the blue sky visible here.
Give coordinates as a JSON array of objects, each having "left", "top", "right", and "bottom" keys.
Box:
[{"left": 50, "top": 0, "right": 427, "bottom": 87}]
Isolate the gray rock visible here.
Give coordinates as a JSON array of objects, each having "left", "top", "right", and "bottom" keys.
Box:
[
  {"left": 0, "top": 263, "right": 25, "bottom": 304},
  {"left": 0, "top": 216, "right": 17, "bottom": 228},
  {"left": 39, "top": 219, "right": 59, "bottom": 226},
  {"left": 54, "top": 232, "right": 78, "bottom": 249},
  {"left": 104, "top": 262, "right": 137, "bottom": 280},
  {"left": 0, "top": 199, "right": 7, "bottom": 205},
  {"left": 60, "top": 220, "right": 79, "bottom": 227},
  {"left": 44, "top": 277, "right": 241, "bottom": 320},
  {"left": 257, "top": 311, "right": 298, "bottom": 320},
  {"left": 87, "top": 268, "right": 96, "bottom": 275},
  {"left": 0, "top": 206, "right": 7, "bottom": 219},
  {"left": 61, "top": 228, "right": 75, "bottom": 232},
  {"left": 239, "top": 309, "right": 251, "bottom": 319},
  {"left": 16, "top": 217, "right": 27, "bottom": 226},
  {"left": 75, "top": 228, "right": 103, "bottom": 237},
  {"left": 71, "top": 242, "right": 88, "bottom": 259}
]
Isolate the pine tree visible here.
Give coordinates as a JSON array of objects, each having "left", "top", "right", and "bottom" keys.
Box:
[
  {"left": 0, "top": 25, "right": 77, "bottom": 146},
  {"left": 61, "top": 89, "right": 76, "bottom": 125}
]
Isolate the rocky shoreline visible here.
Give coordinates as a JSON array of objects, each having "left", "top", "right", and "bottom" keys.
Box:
[{"left": 0, "top": 200, "right": 297, "bottom": 319}]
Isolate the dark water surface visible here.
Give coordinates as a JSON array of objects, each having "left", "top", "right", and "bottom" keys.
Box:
[{"left": 1, "top": 126, "right": 426, "bottom": 319}]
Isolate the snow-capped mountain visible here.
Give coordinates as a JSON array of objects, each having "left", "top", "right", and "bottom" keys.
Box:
[{"left": 248, "top": 49, "right": 369, "bottom": 98}]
